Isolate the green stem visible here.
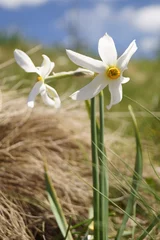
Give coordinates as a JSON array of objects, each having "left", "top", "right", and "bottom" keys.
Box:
[
  {"left": 91, "top": 97, "right": 100, "bottom": 240},
  {"left": 85, "top": 100, "right": 100, "bottom": 138},
  {"left": 115, "top": 105, "right": 143, "bottom": 240},
  {"left": 46, "top": 69, "right": 94, "bottom": 83},
  {"left": 44, "top": 161, "right": 73, "bottom": 240},
  {"left": 99, "top": 91, "right": 109, "bottom": 240},
  {"left": 137, "top": 214, "right": 160, "bottom": 240},
  {"left": 46, "top": 72, "right": 73, "bottom": 82}
]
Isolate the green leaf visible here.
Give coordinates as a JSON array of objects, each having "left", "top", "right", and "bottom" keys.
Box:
[
  {"left": 115, "top": 105, "right": 143, "bottom": 240},
  {"left": 90, "top": 97, "right": 100, "bottom": 240},
  {"left": 99, "top": 91, "right": 109, "bottom": 240},
  {"left": 124, "top": 95, "right": 160, "bottom": 122},
  {"left": 137, "top": 214, "right": 160, "bottom": 240},
  {"left": 44, "top": 160, "right": 73, "bottom": 240}
]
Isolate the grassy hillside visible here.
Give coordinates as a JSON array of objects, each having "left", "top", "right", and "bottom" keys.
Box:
[
  {"left": 1, "top": 34, "right": 160, "bottom": 140},
  {"left": 0, "top": 34, "right": 160, "bottom": 239},
  {"left": 1, "top": 34, "right": 160, "bottom": 110}
]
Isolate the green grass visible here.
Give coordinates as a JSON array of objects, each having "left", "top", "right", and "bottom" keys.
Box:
[
  {"left": 1, "top": 34, "right": 160, "bottom": 161},
  {"left": 1, "top": 34, "right": 160, "bottom": 158},
  {"left": 1, "top": 34, "right": 160, "bottom": 239}
]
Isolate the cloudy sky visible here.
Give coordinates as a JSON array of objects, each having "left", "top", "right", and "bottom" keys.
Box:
[{"left": 0, "top": 0, "right": 159, "bottom": 58}]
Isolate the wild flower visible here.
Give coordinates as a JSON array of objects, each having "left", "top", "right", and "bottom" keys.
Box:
[
  {"left": 66, "top": 33, "right": 137, "bottom": 109},
  {"left": 14, "top": 49, "right": 61, "bottom": 108}
]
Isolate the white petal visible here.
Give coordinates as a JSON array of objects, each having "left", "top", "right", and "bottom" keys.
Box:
[
  {"left": 39, "top": 55, "right": 53, "bottom": 78},
  {"left": 117, "top": 40, "right": 137, "bottom": 71},
  {"left": 40, "top": 84, "right": 61, "bottom": 108},
  {"left": 50, "top": 62, "right": 55, "bottom": 74},
  {"left": 27, "top": 81, "right": 45, "bottom": 108},
  {"left": 70, "top": 73, "right": 108, "bottom": 101},
  {"left": 66, "top": 49, "right": 105, "bottom": 73},
  {"left": 98, "top": 33, "right": 117, "bottom": 66},
  {"left": 107, "top": 82, "right": 122, "bottom": 110},
  {"left": 14, "top": 49, "right": 39, "bottom": 74},
  {"left": 46, "top": 84, "right": 61, "bottom": 108},
  {"left": 121, "top": 77, "right": 130, "bottom": 84}
]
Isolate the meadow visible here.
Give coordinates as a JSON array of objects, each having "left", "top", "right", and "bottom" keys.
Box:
[{"left": 0, "top": 34, "right": 160, "bottom": 240}]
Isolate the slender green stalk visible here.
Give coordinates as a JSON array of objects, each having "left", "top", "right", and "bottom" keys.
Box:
[
  {"left": 85, "top": 100, "right": 100, "bottom": 138},
  {"left": 115, "top": 105, "right": 143, "bottom": 240},
  {"left": 46, "top": 69, "right": 94, "bottom": 83},
  {"left": 85, "top": 100, "right": 91, "bottom": 118},
  {"left": 131, "top": 202, "right": 137, "bottom": 239},
  {"left": 137, "top": 214, "right": 160, "bottom": 240},
  {"left": 44, "top": 160, "right": 73, "bottom": 240},
  {"left": 71, "top": 165, "right": 153, "bottom": 239},
  {"left": 124, "top": 95, "right": 160, "bottom": 122},
  {"left": 71, "top": 218, "right": 93, "bottom": 230},
  {"left": 90, "top": 97, "right": 100, "bottom": 240},
  {"left": 99, "top": 91, "right": 109, "bottom": 240}
]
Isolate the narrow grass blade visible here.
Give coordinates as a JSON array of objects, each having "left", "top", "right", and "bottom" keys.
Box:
[
  {"left": 115, "top": 105, "right": 143, "bottom": 240},
  {"left": 99, "top": 91, "right": 109, "bottom": 240},
  {"left": 137, "top": 214, "right": 160, "bottom": 240},
  {"left": 70, "top": 165, "right": 153, "bottom": 239},
  {"left": 90, "top": 97, "right": 100, "bottom": 240},
  {"left": 64, "top": 218, "right": 72, "bottom": 240},
  {"left": 124, "top": 95, "right": 160, "bottom": 122},
  {"left": 44, "top": 160, "right": 73, "bottom": 240},
  {"left": 71, "top": 218, "right": 93, "bottom": 230}
]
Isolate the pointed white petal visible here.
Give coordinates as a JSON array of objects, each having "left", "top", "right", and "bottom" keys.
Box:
[
  {"left": 66, "top": 49, "right": 105, "bottom": 73},
  {"left": 40, "top": 84, "right": 61, "bottom": 108},
  {"left": 107, "top": 82, "right": 122, "bottom": 110},
  {"left": 50, "top": 62, "right": 55, "bottom": 74},
  {"left": 45, "top": 84, "right": 61, "bottom": 108},
  {"left": 39, "top": 55, "right": 53, "bottom": 78},
  {"left": 14, "top": 49, "right": 39, "bottom": 74},
  {"left": 117, "top": 40, "right": 137, "bottom": 71},
  {"left": 98, "top": 33, "right": 117, "bottom": 66},
  {"left": 121, "top": 77, "right": 130, "bottom": 84},
  {"left": 27, "top": 81, "right": 45, "bottom": 108},
  {"left": 70, "top": 73, "right": 108, "bottom": 101}
]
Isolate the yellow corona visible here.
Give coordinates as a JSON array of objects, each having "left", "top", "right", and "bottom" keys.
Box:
[
  {"left": 106, "top": 66, "right": 120, "bottom": 80},
  {"left": 37, "top": 76, "right": 43, "bottom": 81}
]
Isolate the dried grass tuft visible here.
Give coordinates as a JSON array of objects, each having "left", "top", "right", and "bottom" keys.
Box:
[
  {"left": 0, "top": 91, "right": 93, "bottom": 239},
  {"left": 1, "top": 91, "right": 158, "bottom": 239},
  {"left": 0, "top": 191, "right": 32, "bottom": 240}
]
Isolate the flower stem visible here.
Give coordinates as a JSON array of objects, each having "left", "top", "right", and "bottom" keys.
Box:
[
  {"left": 90, "top": 97, "right": 100, "bottom": 240},
  {"left": 99, "top": 91, "right": 109, "bottom": 240},
  {"left": 46, "top": 69, "right": 94, "bottom": 82},
  {"left": 115, "top": 105, "right": 143, "bottom": 240},
  {"left": 85, "top": 100, "right": 100, "bottom": 137}
]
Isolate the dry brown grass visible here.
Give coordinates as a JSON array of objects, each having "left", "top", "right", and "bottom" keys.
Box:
[
  {"left": 0, "top": 191, "right": 32, "bottom": 240},
  {"left": 0, "top": 90, "right": 160, "bottom": 239},
  {"left": 0, "top": 91, "right": 94, "bottom": 239}
]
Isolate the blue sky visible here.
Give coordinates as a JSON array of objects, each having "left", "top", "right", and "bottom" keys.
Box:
[{"left": 0, "top": 0, "right": 159, "bottom": 58}]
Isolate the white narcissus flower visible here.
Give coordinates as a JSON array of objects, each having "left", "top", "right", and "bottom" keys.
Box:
[
  {"left": 66, "top": 33, "right": 137, "bottom": 109},
  {"left": 14, "top": 49, "right": 61, "bottom": 109}
]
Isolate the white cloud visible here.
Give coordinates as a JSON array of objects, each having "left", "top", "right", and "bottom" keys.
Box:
[
  {"left": 55, "top": 3, "right": 160, "bottom": 56},
  {"left": 57, "top": 3, "right": 110, "bottom": 41},
  {"left": 56, "top": 3, "right": 120, "bottom": 49},
  {"left": 133, "top": 5, "right": 160, "bottom": 33},
  {"left": 0, "top": 0, "right": 48, "bottom": 9},
  {"left": 140, "top": 37, "right": 159, "bottom": 53},
  {"left": 56, "top": 3, "right": 140, "bottom": 52}
]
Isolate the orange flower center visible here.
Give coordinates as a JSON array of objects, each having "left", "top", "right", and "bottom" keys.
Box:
[
  {"left": 37, "top": 76, "right": 43, "bottom": 81},
  {"left": 106, "top": 67, "right": 120, "bottom": 80}
]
